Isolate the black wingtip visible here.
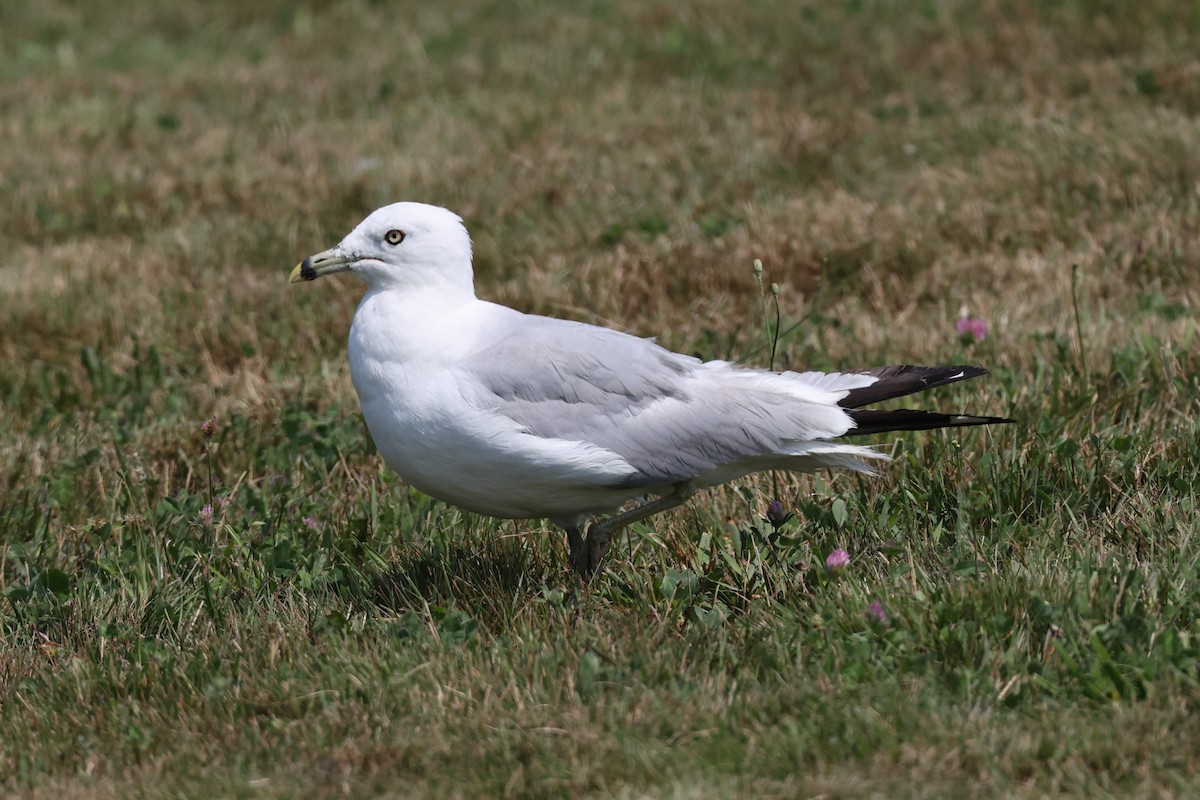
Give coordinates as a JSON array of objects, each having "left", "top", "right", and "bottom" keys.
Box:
[
  {"left": 839, "top": 364, "right": 992, "bottom": 409},
  {"left": 845, "top": 409, "right": 1014, "bottom": 437}
]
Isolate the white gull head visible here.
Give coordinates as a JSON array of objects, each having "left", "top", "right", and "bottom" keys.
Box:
[{"left": 289, "top": 202, "right": 474, "bottom": 296}]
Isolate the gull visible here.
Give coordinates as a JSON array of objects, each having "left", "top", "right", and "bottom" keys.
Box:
[{"left": 290, "top": 202, "right": 1011, "bottom": 577}]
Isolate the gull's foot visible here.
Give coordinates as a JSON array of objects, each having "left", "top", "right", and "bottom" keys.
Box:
[
  {"left": 565, "top": 525, "right": 611, "bottom": 579},
  {"left": 566, "top": 526, "right": 593, "bottom": 579},
  {"left": 580, "top": 526, "right": 612, "bottom": 578},
  {"left": 569, "top": 548, "right": 592, "bottom": 579}
]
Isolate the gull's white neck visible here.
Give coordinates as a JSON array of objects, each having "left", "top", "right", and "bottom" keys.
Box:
[{"left": 351, "top": 283, "right": 478, "bottom": 363}]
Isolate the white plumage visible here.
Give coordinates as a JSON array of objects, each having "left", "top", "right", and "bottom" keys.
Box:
[{"left": 290, "top": 202, "right": 1008, "bottom": 576}]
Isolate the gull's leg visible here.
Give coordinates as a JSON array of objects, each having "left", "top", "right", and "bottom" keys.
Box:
[
  {"left": 564, "top": 525, "right": 587, "bottom": 576},
  {"left": 579, "top": 483, "right": 697, "bottom": 577}
]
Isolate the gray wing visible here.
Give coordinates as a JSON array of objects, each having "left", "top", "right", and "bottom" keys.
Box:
[{"left": 460, "top": 312, "right": 853, "bottom": 488}]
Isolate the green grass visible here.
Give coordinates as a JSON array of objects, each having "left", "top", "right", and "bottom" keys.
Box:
[{"left": 2, "top": 0, "right": 1199, "bottom": 796}]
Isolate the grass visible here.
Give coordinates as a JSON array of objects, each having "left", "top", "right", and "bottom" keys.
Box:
[{"left": 2, "top": 0, "right": 1199, "bottom": 796}]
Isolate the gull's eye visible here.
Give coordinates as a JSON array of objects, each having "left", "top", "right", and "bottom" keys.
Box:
[{"left": 384, "top": 229, "right": 406, "bottom": 245}]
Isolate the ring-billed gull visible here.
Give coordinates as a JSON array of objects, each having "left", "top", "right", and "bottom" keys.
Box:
[{"left": 290, "top": 202, "right": 1011, "bottom": 576}]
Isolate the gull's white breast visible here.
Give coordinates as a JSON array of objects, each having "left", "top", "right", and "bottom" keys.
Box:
[{"left": 346, "top": 290, "right": 643, "bottom": 520}]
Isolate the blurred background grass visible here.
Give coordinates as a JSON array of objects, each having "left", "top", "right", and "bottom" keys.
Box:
[{"left": 1, "top": 1, "right": 1199, "bottom": 797}]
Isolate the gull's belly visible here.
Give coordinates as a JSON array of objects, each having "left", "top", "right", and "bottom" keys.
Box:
[{"left": 352, "top": 360, "right": 639, "bottom": 520}]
